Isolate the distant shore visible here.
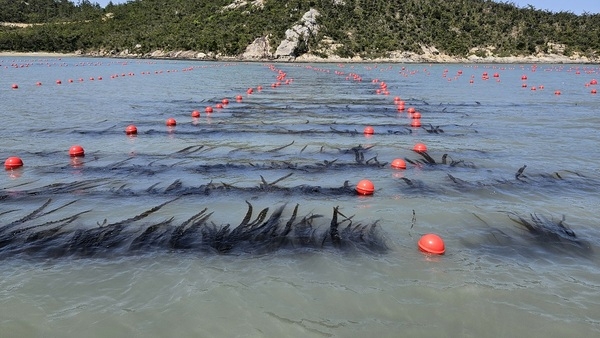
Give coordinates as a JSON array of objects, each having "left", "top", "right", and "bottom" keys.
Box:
[
  {"left": 0, "top": 51, "right": 76, "bottom": 58},
  {"left": 1, "top": 50, "right": 598, "bottom": 64}
]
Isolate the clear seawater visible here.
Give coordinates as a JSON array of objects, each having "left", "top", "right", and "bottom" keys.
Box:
[{"left": 1, "top": 57, "right": 599, "bottom": 337}]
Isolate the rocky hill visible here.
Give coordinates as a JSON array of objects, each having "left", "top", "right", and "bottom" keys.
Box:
[{"left": 1, "top": 0, "right": 599, "bottom": 62}]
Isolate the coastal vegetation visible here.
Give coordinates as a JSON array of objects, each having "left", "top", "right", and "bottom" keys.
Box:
[{"left": 1, "top": 0, "right": 599, "bottom": 59}]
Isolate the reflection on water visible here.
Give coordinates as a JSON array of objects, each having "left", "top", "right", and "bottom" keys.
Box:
[{"left": 1, "top": 57, "right": 599, "bottom": 336}]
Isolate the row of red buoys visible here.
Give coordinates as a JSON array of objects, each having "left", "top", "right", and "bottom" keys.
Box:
[
  {"left": 4, "top": 63, "right": 273, "bottom": 173},
  {"left": 170, "top": 65, "right": 286, "bottom": 125},
  {"left": 353, "top": 142, "right": 429, "bottom": 194},
  {"left": 5, "top": 61, "right": 202, "bottom": 90},
  {"left": 134, "top": 65, "right": 283, "bottom": 131},
  {"left": 5, "top": 144, "right": 85, "bottom": 170}
]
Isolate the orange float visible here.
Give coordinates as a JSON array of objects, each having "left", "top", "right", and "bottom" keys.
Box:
[
  {"left": 418, "top": 234, "right": 445, "bottom": 254},
  {"left": 355, "top": 179, "right": 375, "bottom": 195}
]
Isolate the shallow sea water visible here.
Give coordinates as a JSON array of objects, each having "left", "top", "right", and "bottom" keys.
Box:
[{"left": 1, "top": 57, "right": 599, "bottom": 337}]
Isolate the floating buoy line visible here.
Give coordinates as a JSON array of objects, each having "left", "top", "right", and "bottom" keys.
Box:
[{"left": 2, "top": 60, "right": 599, "bottom": 259}]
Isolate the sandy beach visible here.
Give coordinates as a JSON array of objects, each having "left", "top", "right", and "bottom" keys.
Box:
[{"left": 0, "top": 51, "right": 77, "bottom": 58}]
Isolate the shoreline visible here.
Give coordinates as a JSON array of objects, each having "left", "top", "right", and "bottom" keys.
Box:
[
  {"left": 0, "top": 51, "right": 77, "bottom": 58},
  {"left": 1, "top": 50, "right": 598, "bottom": 64}
]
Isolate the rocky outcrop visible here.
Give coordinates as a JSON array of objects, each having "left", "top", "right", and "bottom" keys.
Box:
[
  {"left": 223, "top": 0, "right": 265, "bottom": 11},
  {"left": 241, "top": 36, "right": 272, "bottom": 59},
  {"left": 274, "top": 8, "right": 320, "bottom": 59},
  {"left": 150, "top": 50, "right": 209, "bottom": 59}
]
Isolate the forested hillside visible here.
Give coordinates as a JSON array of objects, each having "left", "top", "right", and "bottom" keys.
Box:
[{"left": 1, "top": 0, "right": 599, "bottom": 59}]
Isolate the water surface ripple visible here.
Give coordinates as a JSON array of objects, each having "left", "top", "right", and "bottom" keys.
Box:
[{"left": 1, "top": 58, "right": 599, "bottom": 337}]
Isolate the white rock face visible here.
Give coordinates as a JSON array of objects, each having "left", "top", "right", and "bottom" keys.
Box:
[
  {"left": 275, "top": 8, "right": 320, "bottom": 59},
  {"left": 242, "top": 36, "right": 272, "bottom": 59},
  {"left": 223, "top": 0, "right": 265, "bottom": 10}
]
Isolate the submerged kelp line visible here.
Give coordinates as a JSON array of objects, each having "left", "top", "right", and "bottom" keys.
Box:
[
  {"left": 0, "top": 199, "right": 388, "bottom": 259},
  {"left": 1, "top": 176, "right": 357, "bottom": 199},
  {"left": 5, "top": 163, "right": 599, "bottom": 201},
  {"left": 397, "top": 163, "right": 600, "bottom": 197},
  {"left": 461, "top": 212, "right": 594, "bottom": 258},
  {"left": 1, "top": 196, "right": 595, "bottom": 260}
]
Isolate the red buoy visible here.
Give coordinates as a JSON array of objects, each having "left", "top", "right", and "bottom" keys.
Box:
[
  {"left": 364, "top": 126, "right": 374, "bottom": 135},
  {"left": 205, "top": 106, "right": 213, "bottom": 113},
  {"left": 56, "top": 80, "right": 62, "bottom": 85},
  {"left": 191, "top": 110, "right": 200, "bottom": 118},
  {"left": 166, "top": 118, "right": 177, "bottom": 126},
  {"left": 69, "top": 145, "right": 85, "bottom": 157},
  {"left": 411, "top": 112, "right": 422, "bottom": 119},
  {"left": 216, "top": 103, "right": 224, "bottom": 109},
  {"left": 125, "top": 125, "right": 138, "bottom": 135},
  {"left": 236, "top": 95, "right": 243, "bottom": 102},
  {"left": 355, "top": 179, "right": 375, "bottom": 195},
  {"left": 4, "top": 156, "right": 23, "bottom": 169},
  {"left": 391, "top": 158, "right": 407, "bottom": 169},
  {"left": 410, "top": 119, "right": 422, "bottom": 128},
  {"left": 247, "top": 88, "right": 254, "bottom": 94},
  {"left": 592, "top": 89, "right": 597, "bottom": 94},
  {"left": 418, "top": 234, "right": 445, "bottom": 254},
  {"left": 11, "top": 84, "right": 18, "bottom": 89},
  {"left": 222, "top": 98, "right": 229, "bottom": 105},
  {"left": 407, "top": 107, "right": 416, "bottom": 114},
  {"left": 413, "top": 143, "right": 427, "bottom": 153}
]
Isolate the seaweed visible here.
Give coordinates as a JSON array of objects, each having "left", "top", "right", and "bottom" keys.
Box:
[
  {"left": 0, "top": 200, "right": 388, "bottom": 259},
  {"left": 462, "top": 212, "right": 594, "bottom": 258}
]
